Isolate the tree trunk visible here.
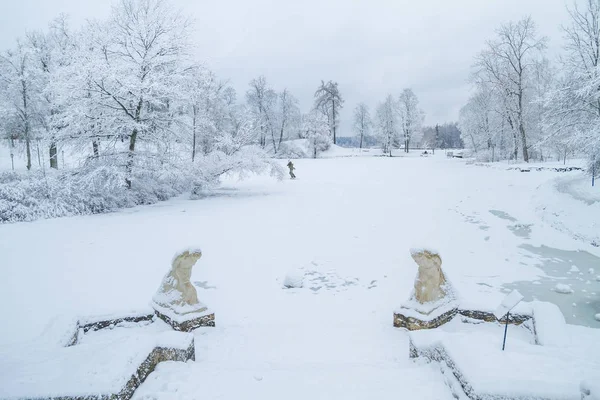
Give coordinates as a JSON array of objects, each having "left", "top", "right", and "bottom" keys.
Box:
[
  {"left": 332, "top": 99, "right": 336, "bottom": 144},
  {"left": 469, "top": 134, "right": 477, "bottom": 153},
  {"left": 49, "top": 141, "right": 58, "bottom": 169},
  {"left": 359, "top": 129, "right": 364, "bottom": 149},
  {"left": 270, "top": 128, "right": 277, "bottom": 154},
  {"left": 10, "top": 138, "right": 15, "bottom": 171},
  {"left": 125, "top": 100, "right": 143, "bottom": 188},
  {"left": 125, "top": 129, "right": 137, "bottom": 189},
  {"left": 278, "top": 118, "right": 286, "bottom": 148},
  {"left": 259, "top": 104, "right": 266, "bottom": 148},
  {"left": 518, "top": 80, "right": 529, "bottom": 163},
  {"left": 23, "top": 84, "right": 32, "bottom": 170},
  {"left": 36, "top": 140, "right": 42, "bottom": 167},
  {"left": 25, "top": 136, "right": 32, "bottom": 171},
  {"left": 519, "top": 123, "right": 529, "bottom": 162},
  {"left": 192, "top": 107, "right": 197, "bottom": 162}
]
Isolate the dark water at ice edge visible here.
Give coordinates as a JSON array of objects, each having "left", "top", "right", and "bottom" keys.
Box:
[{"left": 503, "top": 244, "right": 600, "bottom": 328}]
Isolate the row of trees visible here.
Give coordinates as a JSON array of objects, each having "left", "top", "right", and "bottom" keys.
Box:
[
  {"left": 421, "top": 123, "right": 464, "bottom": 150},
  {"left": 245, "top": 77, "right": 343, "bottom": 158},
  {"left": 459, "top": 2, "right": 600, "bottom": 178},
  {"left": 351, "top": 89, "right": 429, "bottom": 155},
  {"left": 0, "top": 0, "right": 348, "bottom": 187}
]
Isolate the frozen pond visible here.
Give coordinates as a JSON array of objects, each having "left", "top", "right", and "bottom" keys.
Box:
[{"left": 504, "top": 244, "right": 600, "bottom": 327}]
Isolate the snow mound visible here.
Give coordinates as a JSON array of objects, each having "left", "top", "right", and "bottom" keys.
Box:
[
  {"left": 38, "top": 314, "right": 80, "bottom": 348},
  {"left": 0, "top": 331, "right": 193, "bottom": 399},
  {"left": 570, "top": 265, "right": 580, "bottom": 272},
  {"left": 553, "top": 283, "right": 574, "bottom": 294},
  {"left": 410, "top": 328, "right": 599, "bottom": 400},
  {"left": 282, "top": 272, "right": 304, "bottom": 289},
  {"left": 532, "top": 301, "right": 569, "bottom": 347}
]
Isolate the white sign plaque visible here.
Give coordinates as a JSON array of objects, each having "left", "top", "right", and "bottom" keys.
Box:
[{"left": 493, "top": 289, "right": 524, "bottom": 320}]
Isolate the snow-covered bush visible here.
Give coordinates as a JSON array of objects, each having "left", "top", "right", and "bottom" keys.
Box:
[
  {"left": 275, "top": 140, "right": 309, "bottom": 159},
  {"left": 0, "top": 165, "right": 146, "bottom": 223},
  {"left": 303, "top": 111, "right": 332, "bottom": 158},
  {"left": 189, "top": 147, "right": 283, "bottom": 197},
  {"left": 0, "top": 148, "right": 282, "bottom": 223},
  {"left": 470, "top": 148, "right": 500, "bottom": 162}
]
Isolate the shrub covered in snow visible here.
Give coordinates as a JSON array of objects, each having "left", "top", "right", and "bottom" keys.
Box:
[
  {"left": 275, "top": 140, "right": 310, "bottom": 159},
  {"left": 0, "top": 148, "right": 282, "bottom": 224}
]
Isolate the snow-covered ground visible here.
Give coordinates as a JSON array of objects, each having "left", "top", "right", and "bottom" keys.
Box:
[{"left": 0, "top": 152, "right": 598, "bottom": 398}]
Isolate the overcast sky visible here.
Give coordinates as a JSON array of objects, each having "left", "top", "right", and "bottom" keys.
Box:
[{"left": 0, "top": 0, "right": 569, "bottom": 135}]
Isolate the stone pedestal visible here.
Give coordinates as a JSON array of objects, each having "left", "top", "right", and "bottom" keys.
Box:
[
  {"left": 153, "top": 304, "right": 215, "bottom": 332},
  {"left": 394, "top": 304, "right": 458, "bottom": 330}
]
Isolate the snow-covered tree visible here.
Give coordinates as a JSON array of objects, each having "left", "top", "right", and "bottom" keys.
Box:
[
  {"left": 187, "top": 67, "right": 234, "bottom": 160},
  {"left": 246, "top": 75, "right": 277, "bottom": 151},
  {"left": 422, "top": 122, "right": 463, "bottom": 151},
  {"left": 397, "top": 88, "right": 424, "bottom": 152},
  {"left": 25, "top": 15, "right": 76, "bottom": 169},
  {"left": 474, "top": 17, "right": 547, "bottom": 162},
  {"left": 352, "top": 103, "right": 371, "bottom": 149},
  {"left": 375, "top": 95, "right": 398, "bottom": 157},
  {"left": 275, "top": 88, "right": 300, "bottom": 149},
  {"left": 302, "top": 110, "right": 331, "bottom": 158},
  {"left": 544, "top": 0, "right": 600, "bottom": 177},
  {"left": 0, "top": 40, "right": 42, "bottom": 170},
  {"left": 0, "top": 0, "right": 285, "bottom": 222},
  {"left": 52, "top": 0, "right": 194, "bottom": 187},
  {"left": 314, "top": 80, "right": 344, "bottom": 144},
  {"left": 459, "top": 83, "right": 501, "bottom": 160}
]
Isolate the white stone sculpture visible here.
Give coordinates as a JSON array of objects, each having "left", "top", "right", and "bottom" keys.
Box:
[
  {"left": 410, "top": 249, "right": 449, "bottom": 304},
  {"left": 152, "top": 248, "right": 214, "bottom": 331}
]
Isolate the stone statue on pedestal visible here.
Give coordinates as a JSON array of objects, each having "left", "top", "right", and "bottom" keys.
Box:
[{"left": 152, "top": 249, "right": 214, "bottom": 331}]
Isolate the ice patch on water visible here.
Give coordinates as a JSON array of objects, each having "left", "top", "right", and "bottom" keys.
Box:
[
  {"left": 508, "top": 223, "right": 532, "bottom": 239},
  {"left": 489, "top": 209, "right": 517, "bottom": 222},
  {"left": 504, "top": 244, "right": 600, "bottom": 327}
]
